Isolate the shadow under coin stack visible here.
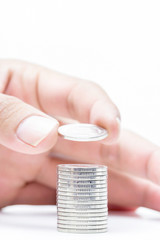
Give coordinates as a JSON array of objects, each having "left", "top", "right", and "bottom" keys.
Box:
[{"left": 57, "top": 164, "right": 108, "bottom": 233}]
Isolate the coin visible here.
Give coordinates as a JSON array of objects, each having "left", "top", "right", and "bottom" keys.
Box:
[
  {"left": 57, "top": 215, "right": 108, "bottom": 221},
  {"left": 57, "top": 195, "right": 107, "bottom": 201},
  {"left": 58, "top": 164, "right": 107, "bottom": 172},
  {"left": 58, "top": 175, "right": 107, "bottom": 180},
  {"left": 58, "top": 124, "right": 108, "bottom": 142},
  {"left": 57, "top": 219, "right": 107, "bottom": 225},
  {"left": 57, "top": 223, "right": 107, "bottom": 229},
  {"left": 57, "top": 199, "right": 107, "bottom": 205},
  {"left": 57, "top": 182, "right": 107, "bottom": 189},
  {"left": 58, "top": 179, "right": 107, "bottom": 185},
  {"left": 57, "top": 191, "right": 107, "bottom": 197},
  {"left": 58, "top": 171, "right": 107, "bottom": 177},
  {"left": 57, "top": 207, "right": 107, "bottom": 213},
  {"left": 57, "top": 203, "right": 107, "bottom": 209},
  {"left": 57, "top": 186, "right": 106, "bottom": 193},
  {"left": 57, "top": 227, "right": 107, "bottom": 233},
  {"left": 57, "top": 211, "right": 108, "bottom": 217}
]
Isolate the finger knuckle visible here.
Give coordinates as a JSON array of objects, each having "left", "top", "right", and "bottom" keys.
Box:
[
  {"left": 0, "top": 95, "right": 23, "bottom": 125},
  {"left": 83, "top": 80, "right": 103, "bottom": 91}
]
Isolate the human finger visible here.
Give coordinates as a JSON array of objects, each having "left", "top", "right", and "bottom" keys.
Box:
[
  {"left": 52, "top": 130, "right": 160, "bottom": 185},
  {"left": 36, "top": 155, "right": 160, "bottom": 211},
  {"left": 0, "top": 59, "right": 120, "bottom": 143},
  {"left": 0, "top": 93, "right": 59, "bottom": 154},
  {"left": 108, "top": 168, "right": 160, "bottom": 211},
  {"left": 12, "top": 182, "right": 56, "bottom": 206}
]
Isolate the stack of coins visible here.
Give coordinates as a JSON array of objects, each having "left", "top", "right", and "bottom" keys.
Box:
[{"left": 57, "top": 164, "right": 108, "bottom": 233}]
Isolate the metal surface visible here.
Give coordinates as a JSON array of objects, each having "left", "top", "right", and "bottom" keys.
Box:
[
  {"left": 58, "top": 175, "right": 107, "bottom": 180},
  {"left": 57, "top": 194, "right": 107, "bottom": 201},
  {"left": 58, "top": 178, "right": 107, "bottom": 185},
  {"left": 57, "top": 199, "right": 107, "bottom": 205},
  {"left": 57, "top": 219, "right": 107, "bottom": 225},
  {"left": 57, "top": 215, "right": 108, "bottom": 221},
  {"left": 58, "top": 124, "right": 108, "bottom": 141},
  {"left": 57, "top": 228, "right": 107, "bottom": 233},
  {"left": 57, "top": 164, "right": 108, "bottom": 234},
  {"left": 58, "top": 164, "right": 107, "bottom": 172},
  {"left": 57, "top": 223, "right": 107, "bottom": 229},
  {"left": 57, "top": 211, "right": 108, "bottom": 217}
]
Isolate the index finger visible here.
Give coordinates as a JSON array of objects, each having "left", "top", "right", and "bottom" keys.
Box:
[{"left": 39, "top": 65, "right": 121, "bottom": 143}]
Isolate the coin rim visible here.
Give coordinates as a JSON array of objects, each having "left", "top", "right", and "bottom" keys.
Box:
[
  {"left": 57, "top": 183, "right": 107, "bottom": 189},
  {"left": 58, "top": 167, "right": 107, "bottom": 173},
  {"left": 57, "top": 179, "right": 107, "bottom": 184},
  {"left": 57, "top": 212, "right": 108, "bottom": 217},
  {"left": 57, "top": 199, "right": 107, "bottom": 205},
  {"left": 57, "top": 227, "right": 107, "bottom": 233},
  {"left": 58, "top": 124, "right": 108, "bottom": 142},
  {"left": 57, "top": 215, "right": 108, "bottom": 220},
  {"left": 57, "top": 223, "right": 107, "bottom": 229},
  {"left": 58, "top": 176, "right": 107, "bottom": 181},
  {"left": 57, "top": 219, "right": 107, "bottom": 225},
  {"left": 57, "top": 208, "right": 108, "bottom": 213}
]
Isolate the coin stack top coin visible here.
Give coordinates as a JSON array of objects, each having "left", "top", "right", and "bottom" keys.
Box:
[{"left": 57, "top": 164, "right": 108, "bottom": 234}]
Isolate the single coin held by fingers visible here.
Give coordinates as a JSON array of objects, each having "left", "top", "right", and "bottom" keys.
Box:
[{"left": 58, "top": 123, "right": 108, "bottom": 142}]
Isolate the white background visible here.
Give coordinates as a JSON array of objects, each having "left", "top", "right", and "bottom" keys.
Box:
[
  {"left": 0, "top": 0, "right": 160, "bottom": 239},
  {"left": 0, "top": 0, "right": 160, "bottom": 145}
]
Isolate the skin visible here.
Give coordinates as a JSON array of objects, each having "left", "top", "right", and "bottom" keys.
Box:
[{"left": 0, "top": 59, "right": 160, "bottom": 211}]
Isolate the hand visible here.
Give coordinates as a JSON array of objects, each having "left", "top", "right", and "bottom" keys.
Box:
[{"left": 0, "top": 60, "right": 159, "bottom": 211}]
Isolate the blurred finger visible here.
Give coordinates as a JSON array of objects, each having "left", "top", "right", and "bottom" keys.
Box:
[
  {"left": 0, "top": 93, "right": 59, "bottom": 154},
  {"left": 52, "top": 130, "right": 160, "bottom": 185},
  {"left": 108, "top": 168, "right": 160, "bottom": 211},
  {"left": 12, "top": 182, "right": 56, "bottom": 205},
  {"left": 36, "top": 155, "right": 160, "bottom": 211}
]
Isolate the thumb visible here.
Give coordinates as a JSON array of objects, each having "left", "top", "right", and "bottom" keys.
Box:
[{"left": 0, "top": 94, "right": 59, "bottom": 154}]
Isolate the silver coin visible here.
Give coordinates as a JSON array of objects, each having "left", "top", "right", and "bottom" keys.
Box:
[
  {"left": 58, "top": 171, "right": 107, "bottom": 177},
  {"left": 58, "top": 164, "right": 107, "bottom": 172},
  {"left": 57, "top": 223, "right": 107, "bottom": 229},
  {"left": 57, "top": 199, "right": 107, "bottom": 205},
  {"left": 57, "top": 191, "right": 107, "bottom": 197},
  {"left": 57, "top": 227, "right": 107, "bottom": 233},
  {"left": 58, "top": 175, "right": 107, "bottom": 180},
  {"left": 58, "top": 124, "right": 108, "bottom": 142},
  {"left": 57, "top": 207, "right": 107, "bottom": 213},
  {"left": 58, "top": 215, "right": 108, "bottom": 221},
  {"left": 57, "top": 211, "right": 108, "bottom": 217},
  {"left": 57, "top": 203, "right": 107, "bottom": 209},
  {"left": 57, "top": 199, "right": 108, "bottom": 205},
  {"left": 57, "top": 214, "right": 108, "bottom": 219},
  {"left": 58, "top": 178, "right": 107, "bottom": 185},
  {"left": 57, "top": 186, "right": 107, "bottom": 192},
  {"left": 57, "top": 195, "right": 107, "bottom": 201},
  {"left": 57, "top": 219, "right": 107, "bottom": 225},
  {"left": 57, "top": 182, "right": 107, "bottom": 189}
]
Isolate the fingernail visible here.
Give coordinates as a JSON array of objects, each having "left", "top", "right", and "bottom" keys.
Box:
[{"left": 16, "top": 116, "right": 59, "bottom": 146}]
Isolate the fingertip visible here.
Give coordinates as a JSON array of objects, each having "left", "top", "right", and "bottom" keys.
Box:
[
  {"left": 16, "top": 116, "right": 59, "bottom": 147},
  {"left": 90, "top": 99, "right": 121, "bottom": 144},
  {"left": 32, "top": 119, "right": 59, "bottom": 153},
  {"left": 12, "top": 116, "right": 59, "bottom": 154},
  {"left": 99, "top": 116, "right": 121, "bottom": 144}
]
